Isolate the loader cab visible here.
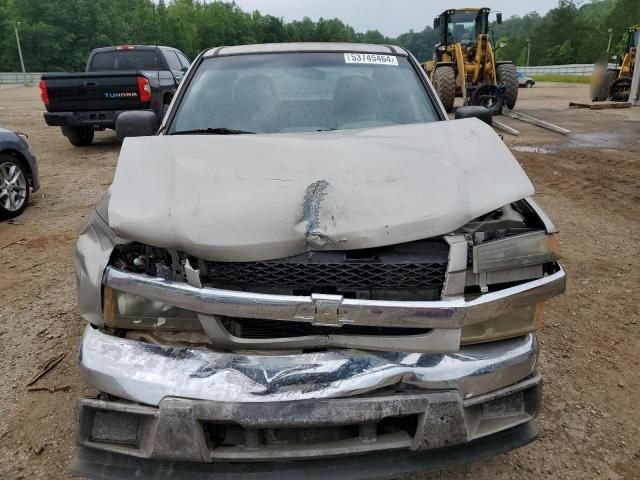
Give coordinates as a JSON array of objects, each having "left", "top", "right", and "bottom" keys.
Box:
[
  {"left": 619, "top": 27, "right": 638, "bottom": 71},
  {"left": 626, "top": 27, "right": 638, "bottom": 53},
  {"left": 434, "top": 8, "right": 499, "bottom": 47}
]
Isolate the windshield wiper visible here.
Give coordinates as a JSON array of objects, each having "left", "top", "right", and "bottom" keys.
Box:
[{"left": 170, "top": 127, "right": 255, "bottom": 135}]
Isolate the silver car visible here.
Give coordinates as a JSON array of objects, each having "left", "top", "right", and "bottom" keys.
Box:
[
  {"left": 517, "top": 71, "right": 536, "bottom": 88},
  {"left": 72, "top": 43, "right": 565, "bottom": 479},
  {"left": 0, "top": 127, "right": 39, "bottom": 219}
]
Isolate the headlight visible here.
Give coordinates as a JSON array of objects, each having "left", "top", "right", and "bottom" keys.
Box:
[
  {"left": 103, "top": 287, "right": 202, "bottom": 331},
  {"left": 461, "top": 303, "right": 544, "bottom": 344},
  {"left": 473, "top": 231, "right": 559, "bottom": 273}
]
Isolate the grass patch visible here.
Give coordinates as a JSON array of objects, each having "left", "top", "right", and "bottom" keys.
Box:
[{"left": 531, "top": 75, "right": 591, "bottom": 84}]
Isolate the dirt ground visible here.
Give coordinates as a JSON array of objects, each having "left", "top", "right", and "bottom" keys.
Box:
[{"left": 0, "top": 83, "right": 638, "bottom": 479}]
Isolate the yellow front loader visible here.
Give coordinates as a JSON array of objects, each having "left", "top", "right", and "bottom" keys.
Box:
[
  {"left": 423, "top": 8, "right": 518, "bottom": 113},
  {"left": 591, "top": 26, "right": 638, "bottom": 102}
]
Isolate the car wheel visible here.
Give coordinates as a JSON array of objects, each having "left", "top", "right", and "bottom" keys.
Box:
[
  {"left": 0, "top": 154, "right": 30, "bottom": 219},
  {"left": 526, "top": 81, "right": 534, "bottom": 88},
  {"left": 61, "top": 126, "right": 94, "bottom": 147}
]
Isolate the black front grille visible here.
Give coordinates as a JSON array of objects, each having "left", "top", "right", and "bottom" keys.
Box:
[
  {"left": 199, "top": 239, "right": 449, "bottom": 299},
  {"left": 221, "top": 317, "right": 431, "bottom": 339},
  {"left": 206, "top": 261, "right": 447, "bottom": 289}
]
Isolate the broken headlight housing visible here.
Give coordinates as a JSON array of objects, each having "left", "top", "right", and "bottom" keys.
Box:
[
  {"left": 461, "top": 229, "right": 560, "bottom": 345},
  {"left": 103, "top": 287, "right": 202, "bottom": 331},
  {"left": 472, "top": 230, "right": 559, "bottom": 273}
]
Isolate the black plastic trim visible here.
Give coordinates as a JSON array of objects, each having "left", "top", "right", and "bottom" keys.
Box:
[{"left": 70, "top": 422, "right": 538, "bottom": 480}]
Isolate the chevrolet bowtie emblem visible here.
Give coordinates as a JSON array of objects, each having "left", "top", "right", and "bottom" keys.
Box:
[{"left": 311, "top": 294, "right": 344, "bottom": 326}]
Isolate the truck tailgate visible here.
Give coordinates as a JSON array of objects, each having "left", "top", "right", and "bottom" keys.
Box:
[{"left": 41, "top": 72, "right": 150, "bottom": 112}]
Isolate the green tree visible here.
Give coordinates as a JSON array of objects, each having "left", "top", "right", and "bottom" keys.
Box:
[{"left": 0, "top": 0, "right": 633, "bottom": 72}]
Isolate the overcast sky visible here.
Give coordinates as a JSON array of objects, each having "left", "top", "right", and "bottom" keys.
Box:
[{"left": 234, "top": 0, "right": 560, "bottom": 37}]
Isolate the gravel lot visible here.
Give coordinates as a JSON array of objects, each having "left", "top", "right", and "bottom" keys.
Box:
[{"left": 0, "top": 83, "right": 638, "bottom": 479}]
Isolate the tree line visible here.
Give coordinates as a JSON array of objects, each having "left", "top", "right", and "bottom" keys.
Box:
[
  {"left": 0, "top": 0, "right": 638, "bottom": 72},
  {"left": 493, "top": 0, "right": 639, "bottom": 66}
]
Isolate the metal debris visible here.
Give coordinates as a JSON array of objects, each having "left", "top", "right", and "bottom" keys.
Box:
[{"left": 501, "top": 107, "right": 571, "bottom": 135}]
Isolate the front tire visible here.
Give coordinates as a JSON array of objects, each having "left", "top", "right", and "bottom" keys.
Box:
[
  {"left": 61, "top": 126, "right": 94, "bottom": 147},
  {"left": 496, "top": 63, "right": 519, "bottom": 109},
  {"left": 590, "top": 69, "right": 617, "bottom": 102},
  {"left": 432, "top": 66, "right": 456, "bottom": 113},
  {"left": 610, "top": 76, "right": 632, "bottom": 102},
  {"left": 526, "top": 81, "right": 534, "bottom": 88},
  {"left": 0, "top": 154, "right": 29, "bottom": 219}
]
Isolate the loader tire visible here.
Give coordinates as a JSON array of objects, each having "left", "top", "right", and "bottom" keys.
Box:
[
  {"left": 591, "top": 69, "right": 617, "bottom": 102},
  {"left": 496, "top": 63, "right": 518, "bottom": 110},
  {"left": 609, "top": 76, "right": 632, "bottom": 102},
  {"left": 432, "top": 66, "right": 456, "bottom": 113}
]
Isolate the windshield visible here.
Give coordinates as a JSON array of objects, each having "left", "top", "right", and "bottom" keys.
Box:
[
  {"left": 447, "top": 11, "right": 482, "bottom": 44},
  {"left": 169, "top": 52, "right": 439, "bottom": 134}
]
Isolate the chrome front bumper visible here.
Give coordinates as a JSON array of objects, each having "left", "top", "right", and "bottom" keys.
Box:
[
  {"left": 104, "top": 266, "right": 565, "bottom": 328},
  {"left": 103, "top": 265, "right": 566, "bottom": 352},
  {"left": 77, "top": 327, "right": 541, "bottom": 464},
  {"left": 80, "top": 326, "right": 539, "bottom": 405}
]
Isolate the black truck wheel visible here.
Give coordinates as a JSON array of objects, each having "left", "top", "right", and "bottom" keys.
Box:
[
  {"left": 496, "top": 63, "right": 518, "bottom": 110},
  {"left": 61, "top": 126, "right": 94, "bottom": 147},
  {"left": 432, "top": 66, "right": 456, "bottom": 113}
]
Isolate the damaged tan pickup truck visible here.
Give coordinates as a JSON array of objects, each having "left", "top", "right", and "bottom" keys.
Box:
[{"left": 72, "top": 43, "right": 566, "bottom": 479}]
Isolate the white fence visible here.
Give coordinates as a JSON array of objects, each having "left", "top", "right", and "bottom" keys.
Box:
[
  {"left": 517, "top": 64, "right": 616, "bottom": 77},
  {"left": 0, "top": 72, "right": 44, "bottom": 85},
  {"left": 0, "top": 64, "right": 622, "bottom": 83}
]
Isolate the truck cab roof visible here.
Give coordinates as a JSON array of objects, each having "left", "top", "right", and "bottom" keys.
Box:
[
  {"left": 204, "top": 42, "right": 408, "bottom": 57},
  {"left": 91, "top": 45, "right": 178, "bottom": 53}
]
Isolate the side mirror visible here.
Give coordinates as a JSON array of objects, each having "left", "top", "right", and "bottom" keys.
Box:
[
  {"left": 433, "top": 17, "right": 440, "bottom": 30},
  {"left": 115, "top": 110, "right": 159, "bottom": 141},
  {"left": 181, "top": 66, "right": 189, "bottom": 73},
  {"left": 496, "top": 13, "right": 503, "bottom": 24},
  {"left": 454, "top": 106, "right": 493, "bottom": 126}
]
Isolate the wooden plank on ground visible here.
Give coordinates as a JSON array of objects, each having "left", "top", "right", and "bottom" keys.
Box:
[{"left": 569, "top": 101, "right": 631, "bottom": 110}]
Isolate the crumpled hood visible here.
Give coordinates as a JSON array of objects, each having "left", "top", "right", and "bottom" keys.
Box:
[{"left": 109, "top": 119, "right": 534, "bottom": 261}]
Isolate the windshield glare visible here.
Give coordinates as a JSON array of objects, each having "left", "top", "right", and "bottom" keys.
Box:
[{"left": 170, "top": 52, "right": 438, "bottom": 134}]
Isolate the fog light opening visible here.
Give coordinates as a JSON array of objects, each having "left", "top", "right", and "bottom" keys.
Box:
[{"left": 89, "top": 410, "right": 141, "bottom": 447}]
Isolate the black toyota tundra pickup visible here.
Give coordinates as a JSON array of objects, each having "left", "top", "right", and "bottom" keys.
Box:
[{"left": 40, "top": 45, "right": 190, "bottom": 146}]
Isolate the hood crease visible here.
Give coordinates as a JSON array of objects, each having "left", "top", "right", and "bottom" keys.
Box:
[{"left": 108, "top": 119, "right": 534, "bottom": 261}]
